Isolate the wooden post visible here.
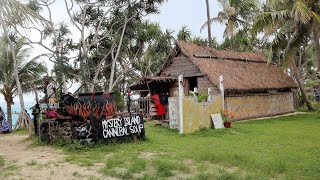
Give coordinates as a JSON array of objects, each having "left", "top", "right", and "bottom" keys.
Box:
[
  {"left": 207, "top": 88, "right": 212, "bottom": 103},
  {"left": 219, "top": 75, "right": 225, "bottom": 110},
  {"left": 178, "top": 75, "right": 184, "bottom": 135},
  {"left": 193, "top": 87, "right": 198, "bottom": 102}
]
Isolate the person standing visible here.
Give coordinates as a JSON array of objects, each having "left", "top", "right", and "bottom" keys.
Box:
[
  {"left": 151, "top": 93, "right": 166, "bottom": 121},
  {"left": 44, "top": 76, "right": 57, "bottom": 103}
]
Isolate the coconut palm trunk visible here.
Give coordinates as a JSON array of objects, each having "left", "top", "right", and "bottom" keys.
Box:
[
  {"left": 6, "top": 101, "right": 12, "bottom": 126},
  {"left": 314, "top": 28, "right": 320, "bottom": 91},
  {"left": 291, "top": 57, "right": 315, "bottom": 111},
  {"left": 205, "top": 0, "right": 212, "bottom": 47}
]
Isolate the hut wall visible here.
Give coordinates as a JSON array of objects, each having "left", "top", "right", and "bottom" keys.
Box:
[
  {"left": 160, "top": 56, "right": 202, "bottom": 77},
  {"left": 225, "top": 92, "right": 295, "bottom": 120},
  {"left": 197, "top": 77, "right": 219, "bottom": 95},
  {"left": 160, "top": 55, "right": 221, "bottom": 96},
  {"left": 168, "top": 82, "right": 179, "bottom": 97},
  {"left": 167, "top": 78, "right": 219, "bottom": 97}
]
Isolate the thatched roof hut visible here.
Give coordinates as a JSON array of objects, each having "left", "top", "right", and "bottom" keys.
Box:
[
  {"left": 131, "top": 41, "right": 298, "bottom": 120},
  {"left": 159, "top": 41, "right": 297, "bottom": 95}
]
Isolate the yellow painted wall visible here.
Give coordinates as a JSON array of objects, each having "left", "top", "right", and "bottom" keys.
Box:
[
  {"left": 182, "top": 96, "right": 223, "bottom": 134},
  {"left": 225, "top": 92, "right": 294, "bottom": 120}
]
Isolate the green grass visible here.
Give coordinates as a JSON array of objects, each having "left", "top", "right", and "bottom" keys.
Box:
[
  {"left": 49, "top": 113, "right": 320, "bottom": 179},
  {"left": 0, "top": 156, "right": 20, "bottom": 178},
  {"left": 0, "top": 156, "right": 5, "bottom": 166},
  {"left": 11, "top": 128, "right": 29, "bottom": 135},
  {"left": 26, "top": 160, "right": 38, "bottom": 166}
]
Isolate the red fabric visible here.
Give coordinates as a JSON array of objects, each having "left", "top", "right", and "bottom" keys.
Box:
[
  {"left": 46, "top": 110, "right": 59, "bottom": 118},
  {"left": 151, "top": 94, "right": 166, "bottom": 116}
]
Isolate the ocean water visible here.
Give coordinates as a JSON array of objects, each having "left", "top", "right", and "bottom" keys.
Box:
[
  {"left": 1, "top": 102, "right": 34, "bottom": 126},
  {"left": 12, "top": 113, "right": 19, "bottom": 125},
  {"left": 8, "top": 110, "right": 33, "bottom": 125}
]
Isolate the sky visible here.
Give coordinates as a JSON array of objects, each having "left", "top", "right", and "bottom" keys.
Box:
[
  {"left": 147, "top": 0, "right": 225, "bottom": 42},
  {"left": 0, "top": 0, "right": 227, "bottom": 112}
]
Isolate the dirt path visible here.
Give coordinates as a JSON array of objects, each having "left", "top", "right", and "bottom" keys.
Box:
[{"left": 0, "top": 134, "right": 111, "bottom": 180}]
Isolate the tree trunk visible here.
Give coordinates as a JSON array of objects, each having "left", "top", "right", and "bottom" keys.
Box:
[
  {"left": 33, "top": 83, "right": 39, "bottom": 104},
  {"left": 291, "top": 58, "right": 315, "bottom": 111},
  {"left": 205, "top": 0, "right": 212, "bottom": 48},
  {"left": 313, "top": 27, "right": 320, "bottom": 94},
  {"left": 108, "top": 18, "right": 128, "bottom": 92},
  {"left": 6, "top": 101, "right": 12, "bottom": 127}
]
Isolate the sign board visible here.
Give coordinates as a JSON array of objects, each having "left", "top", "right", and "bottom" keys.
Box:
[
  {"left": 101, "top": 114, "right": 145, "bottom": 139},
  {"left": 211, "top": 114, "right": 224, "bottom": 129}
]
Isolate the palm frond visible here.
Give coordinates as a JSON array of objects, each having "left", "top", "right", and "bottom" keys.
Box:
[
  {"left": 292, "top": 0, "right": 312, "bottom": 24},
  {"left": 0, "top": 0, "right": 48, "bottom": 28},
  {"left": 267, "top": 0, "right": 292, "bottom": 9},
  {"left": 252, "top": 10, "right": 290, "bottom": 36},
  {"left": 311, "top": 11, "right": 320, "bottom": 25},
  {"left": 200, "top": 12, "right": 227, "bottom": 32}
]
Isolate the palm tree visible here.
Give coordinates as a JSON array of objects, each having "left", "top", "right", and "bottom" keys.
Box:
[
  {"left": 0, "top": 1, "right": 44, "bottom": 27},
  {"left": 0, "top": 37, "right": 47, "bottom": 128},
  {"left": 0, "top": 0, "right": 47, "bottom": 136},
  {"left": 129, "top": 22, "right": 174, "bottom": 77},
  {"left": 201, "top": 0, "right": 259, "bottom": 39},
  {"left": 177, "top": 26, "right": 191, "bottom": 41},
  {"left": 141, "top": 28, "right": 175, "bottom": 76},
  {"left": 253, "top": 0, "right": 320, "bottom": 110}
]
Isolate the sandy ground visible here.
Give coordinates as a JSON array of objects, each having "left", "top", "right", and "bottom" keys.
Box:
[{"left": 0, "top": 134, "right": 113, "bottom": 180}]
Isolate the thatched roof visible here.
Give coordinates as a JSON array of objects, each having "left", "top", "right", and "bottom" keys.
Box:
[{"left": 172, "top": 41, "right": 298, "bottom": 93}]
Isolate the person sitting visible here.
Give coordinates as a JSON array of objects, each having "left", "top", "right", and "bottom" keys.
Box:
[
  {"left": 46, "top": 108, "right": 72, "bottom": 120},
  {"left": 0, "top": 107, "right": 11, "bottom": 134}
]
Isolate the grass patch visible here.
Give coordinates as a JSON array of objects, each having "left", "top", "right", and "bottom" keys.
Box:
[
  {"left": 194, "top": 172, "right": 215, "bottom": 180},
  {"left": 26, "top": 160, "right": 38, "bottom": 166},
  {"left": 216, "top": 170, "right": 238, "bottom": 180},
  {"left": 38, "top": 113, "right": 320, "bottom": 179},
  {"left": 0, "top": 156, "right": 4, "bottom": 166},
  {"left": 153, "top": 159, "right": 176, "bottom": 177},
  {"left": 65, "top": 154, "right": 104, "bottom": 166},
  {"left": 11, "top": 128, "right": 29, "bottom": 135},
  {"left": 98, "top": 153, "right": 148, "bottom": 179},
  {"left": 0, "top": 157, "right": 20, "bottom": 178}
]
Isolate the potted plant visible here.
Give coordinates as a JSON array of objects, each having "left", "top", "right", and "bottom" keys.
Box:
[{"left": 220, "top": 109, "right": 234, "bottom": 128}]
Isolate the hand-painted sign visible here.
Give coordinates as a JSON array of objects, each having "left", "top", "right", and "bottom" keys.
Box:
[{"left": 101, "top": 114, "right": 145, "bottom": 139}]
